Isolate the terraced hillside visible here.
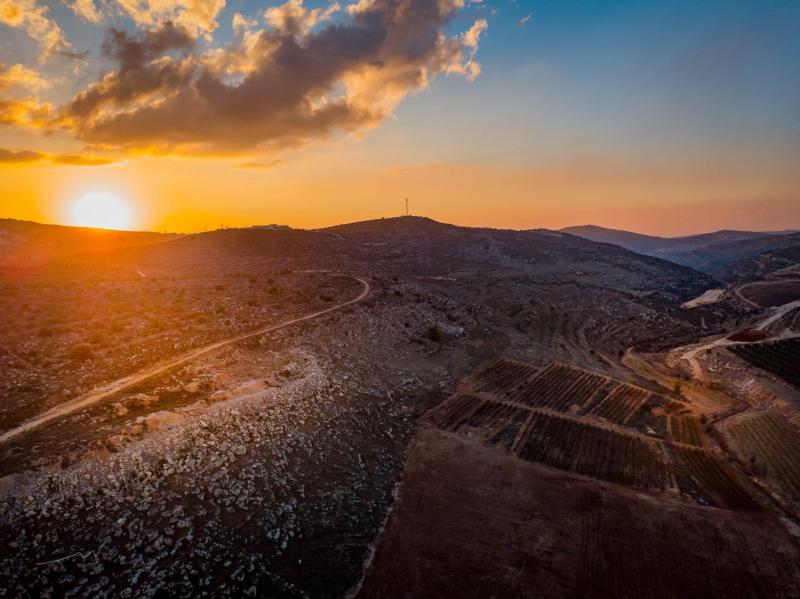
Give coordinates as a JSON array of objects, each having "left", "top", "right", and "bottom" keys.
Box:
[
  {"left": 723, "top": 411, "right": 800, "bottom": 503},
  {"left": 424, "top": 358, "right": 760, "bottom": 510},
  {"left": 359, "top": 357, "right": 800, "bottom": 598}
]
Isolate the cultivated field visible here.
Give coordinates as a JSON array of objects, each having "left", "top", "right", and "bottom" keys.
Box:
[
  {"left": 669, "top": 414, "right": 706, "bottom": 446},
  {"left": 671, "top": 445, "right": 760, "bottom": 510},
  {"left": 424, "top": 357, "right": 767, "bottom": 510},
  {"left": 461, "top": 358, "right": 614, "bottom": 414},
  {"left": 589, "top": 383, "right": 650, "bottom": 424},
  {"left": 731, "top": 337, "right": 800, "bottom": 388},
  {"left": 511, "top": 363, "right": 610, "bottom": 412},
  {"left": 461, "top": 358, "right": 540, "bottom": 397},
  {"left": 724, "top": 412, "right": 800, "bottom": 502},
  {"left": 513, "top": 411, "right": 669, "bottom": 490}
]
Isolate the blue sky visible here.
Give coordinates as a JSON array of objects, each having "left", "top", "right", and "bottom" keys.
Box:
[{"left": 397, "top": 0, "right": 800, "bottom": 161}]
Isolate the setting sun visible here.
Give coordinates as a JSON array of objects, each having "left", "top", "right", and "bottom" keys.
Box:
[{"left": 69, "top": 192, "right": 132, "bottom": 230}]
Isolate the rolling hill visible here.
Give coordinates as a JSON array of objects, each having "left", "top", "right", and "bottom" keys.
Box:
[
  {"left": 0, "top": 218, "right": 174, "bottom": 273},
  {"left": 76, "top": 216, "right": 717, "bottom": 304}
]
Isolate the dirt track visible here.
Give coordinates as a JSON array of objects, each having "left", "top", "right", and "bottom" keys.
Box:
[
  {"left": 671, "top": 295, "right": 800, "bottom": 389},
  {"left": 0, "top": 275, "right": 370, "bottom": 446},
  {"left": 737, "top": 280, "right": 800, "bottom": 308}
]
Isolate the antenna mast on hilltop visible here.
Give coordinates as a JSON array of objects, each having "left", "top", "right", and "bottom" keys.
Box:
[{"left": 405, "top": 198, "right": 409, "bottom": 216}]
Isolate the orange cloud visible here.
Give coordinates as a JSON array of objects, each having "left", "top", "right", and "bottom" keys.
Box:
[
  {"left": 0, "top": 62, "right": 55, "bottom": 128},
  {"left": 51, "top": 153, "right": 115, "bottom": 166},
  {"left": 0, "top": 63, "right": 49, "bottom": 92},
  {"left": 68, "top": 0, "right": 102, "bottom": 23},
  {"left": 0, "top": 0, "right": 70, "bottom": 59},
  {"left": 237, "top": 158, "right": 284, "bottom": 170},
  {"left": 264, "top": 0, "right": 340, "bottom": 36},
  {"left": 113, "top": 0, "right": 226, "bottom": 36},
  {"left": 55, "top": 0, "right": 487, "bottom": 156},
  {"left": 0, "top": 146, "right": 115, "bottom": 165},
  {"left": 0, "top": 96, "right": 53, "bottom": 128},
  {"left": 0, "top": 147, "right": 42, "bottom": 162}
]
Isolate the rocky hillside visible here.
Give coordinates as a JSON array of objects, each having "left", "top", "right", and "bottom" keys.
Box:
[
  {"left": 563, "top": 224, "right": 800, "bottom": 278},
  {"left": 94, "top": 217, "right": 716, "bottom": 304},
  {"left": 722, "top": 244, "right": 800, "bottom": 283}
]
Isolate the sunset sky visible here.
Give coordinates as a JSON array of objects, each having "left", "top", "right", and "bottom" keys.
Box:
[{"left": 1, "top": 0, "right": 798, "bottom": 235}]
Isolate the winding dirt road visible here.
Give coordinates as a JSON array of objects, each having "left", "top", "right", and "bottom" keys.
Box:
[
  {"left": 733, "top": 284, "right": 762, "bottom": 309},
  {"left": 678, "top": 299, "right": 800, "bottom": 386},
  {"left": 0, "top": 275, "right": 370, "bottom": 446}
]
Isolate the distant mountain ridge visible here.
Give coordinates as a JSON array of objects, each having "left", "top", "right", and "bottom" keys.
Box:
[
  {"left": 4, "top": 217, "right": 798, "bottom": 284},
  {"left": 561, "top": 225, "right": 800, "bottom": 279},
  {"left": 722, "top": 243, "right": 800, "bottom": 283}
]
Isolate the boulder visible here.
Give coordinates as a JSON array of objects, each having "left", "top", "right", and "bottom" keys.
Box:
[{"left": 141, "top": 411, "right": 186, "bottom": 432}]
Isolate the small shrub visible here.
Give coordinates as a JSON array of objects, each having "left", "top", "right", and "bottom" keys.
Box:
[
  {"left": 424, "top": 325, "right": 443, "bottom": 344},
  {"left": 69, "top": 343, "right": 94, "bottom": 361}
]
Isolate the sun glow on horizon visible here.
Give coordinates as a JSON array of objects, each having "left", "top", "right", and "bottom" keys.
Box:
[{"left": 69, "top": 192, "right": 133, "bottom": 231}]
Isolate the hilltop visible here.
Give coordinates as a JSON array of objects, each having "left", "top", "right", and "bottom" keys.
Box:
[{"left": 32, "top": 216, "right": 715, "bottom": 305}]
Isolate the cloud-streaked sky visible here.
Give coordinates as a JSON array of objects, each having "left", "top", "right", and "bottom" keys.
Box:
[{"left": 1, "top": 0, "right": 798, "bottom": 235}]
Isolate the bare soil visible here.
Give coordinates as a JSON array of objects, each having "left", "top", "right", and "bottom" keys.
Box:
[{"left": 359, "top": 429, "right": 800, "bottom": 599}]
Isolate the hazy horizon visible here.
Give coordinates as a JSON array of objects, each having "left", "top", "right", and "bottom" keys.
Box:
[{"left": 4, "top": 212, "right": 800, "bottom": 239}]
